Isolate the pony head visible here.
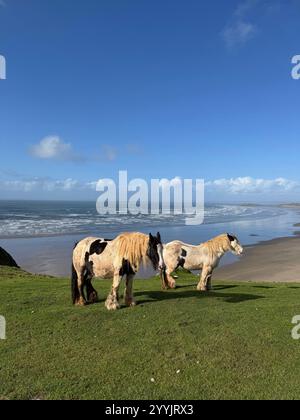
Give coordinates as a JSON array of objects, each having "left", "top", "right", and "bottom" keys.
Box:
[
  {"left": 227, "top": 234, "right": 244, "bottom": 256},
  {"left": 147, "top": 232, "right": 165, "bottom": 271}
]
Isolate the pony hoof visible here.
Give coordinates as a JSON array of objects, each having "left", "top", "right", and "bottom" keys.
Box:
[
  {"left": 106, "top": 303, "right": 120, "bottom": 311},
  {"left": 75, "top": 298, "right": 87, "bottom": 307},
  {"left": 88, "top": 292, "right": 99, "bottom": 304},
  {"left": 125, "top": 299, "right": 137, "bottom": 307},
  {"left": 105, "top": 299, "right": 120, "bottom": 311}
]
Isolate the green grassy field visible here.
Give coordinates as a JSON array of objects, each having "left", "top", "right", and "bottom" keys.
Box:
[{"left": 1, "top": 265, "right": 300, "bottom": 400}]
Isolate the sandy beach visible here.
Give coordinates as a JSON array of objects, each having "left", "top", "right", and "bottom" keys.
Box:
[{"left": 215, "top": 235, "right": 300, "bottom": 283}]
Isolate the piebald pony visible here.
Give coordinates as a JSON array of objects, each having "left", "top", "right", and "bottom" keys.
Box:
[
  {"left": 162, "top": 234, "right": 243, "bottom": 291},
  {"left": 72, "top": 232, "right": 165, "bottom": 311}
]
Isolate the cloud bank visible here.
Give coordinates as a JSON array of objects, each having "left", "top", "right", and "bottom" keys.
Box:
[
  {"left": 1, "top": 176, "right": 299, "bottom": 201},
  {"left": 0, "top": 178, "right": 97, "bottom": 192},
  {"left": 205, "top": 177, "right": 299, "bottom": 195}
]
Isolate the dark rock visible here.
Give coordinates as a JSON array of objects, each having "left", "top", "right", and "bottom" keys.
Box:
[{"left": 0, "top": 247, "right": 19, "bottom": 268}]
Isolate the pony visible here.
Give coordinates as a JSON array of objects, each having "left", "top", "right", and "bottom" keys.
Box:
[
  {"left": 71, "top": 232, "right": 165, "bottom": 311},
  {"left": 161, "top": 234, "right": 243, "bottom": 291}
]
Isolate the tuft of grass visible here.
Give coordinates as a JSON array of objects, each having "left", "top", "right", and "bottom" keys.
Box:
[{"left": 0, "top": 266, "right": 300, "bottom": 400}]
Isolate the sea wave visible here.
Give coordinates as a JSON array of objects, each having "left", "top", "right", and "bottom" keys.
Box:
[{"left": 0, "top": 201, "right": 287, "bottom": 239}]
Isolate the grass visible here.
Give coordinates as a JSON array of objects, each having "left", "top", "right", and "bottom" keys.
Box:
[{"left": 1, "top": 266, "right": 300, "bottom": 400}]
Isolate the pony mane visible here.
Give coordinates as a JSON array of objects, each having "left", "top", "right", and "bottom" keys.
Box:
[
  {"left": 203, "top": 234, "right": 231, "bottom": 258},
  {"left": 114, "top": 232, "right": 149, "bottom": 272}
]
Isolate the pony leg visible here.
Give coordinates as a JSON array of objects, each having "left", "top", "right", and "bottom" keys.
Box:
[
  {"left": 71, "top": 263, "right": 80, "bottom": 305},
  {"left": 206, "top": 273, "right": 213, "bottom": 291},
  {"left": 124, "top": 274, "right": 136, "bottom": 307},
  {"left": 76, "top": 272, "right": 87, "bottom": 306},
  {"left": 160, "top": 269, "right": 168, "bottom": 290},
  {"left": 197, "top": 266, "right": 212, "bottom": 292},
  {"left": 105, "top": 273, "right": 122, "bottom": 311},
  {"left": 165, "top": 271, "right": 176, "bottom": 289},
  {"left": 84, "top": 259, "right": 98, "bottom": 304},
  {"left": 161, "top": 266, "right": 176, "bottom": 290},
  {"left": 86, "top": 278, "right": 99, "bottom": 304}
]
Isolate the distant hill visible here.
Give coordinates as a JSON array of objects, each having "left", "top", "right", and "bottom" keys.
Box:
[{"left": 0, "top": 247, "right": 19, "bottom": 268}]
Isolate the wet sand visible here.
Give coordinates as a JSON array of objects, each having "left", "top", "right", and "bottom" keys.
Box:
[{"left": 215, "top": 236, "right": 300, "bottom": 283}]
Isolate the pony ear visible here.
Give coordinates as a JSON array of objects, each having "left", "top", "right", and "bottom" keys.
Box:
[
  {"left": 149, "top": 233, "right": 154, "bottom": 242},
  {"left": 227, "top": 233, "right": 235, "bottom": 242},
  {"left": 157, "top": 232, "right": 161, "bottom": 243}
]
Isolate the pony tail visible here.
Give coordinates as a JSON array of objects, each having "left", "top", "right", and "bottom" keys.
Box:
[{"left": 71, "top": 263, "right": 80, "bottom": 304}]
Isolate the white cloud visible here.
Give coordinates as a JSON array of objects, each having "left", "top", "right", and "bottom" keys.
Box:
[
  {"left": 206, "top": 177, "right": 300, "bottom": 194},
  {"left": 222, "top": 0, "right": 260, "bottom": 48},
  {"left": 30, "top": 137, "right": 146, "bottom": 164},
  {"left": 30, "top": 136, "right": 83, "bottom": 162},
  {"left": 223, "top": 21, "right": 257, "bottom": 49}
]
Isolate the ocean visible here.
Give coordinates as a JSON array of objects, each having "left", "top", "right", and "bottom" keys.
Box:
[{"left": 0, "top": 200, "right": 299, "bottom": 277}]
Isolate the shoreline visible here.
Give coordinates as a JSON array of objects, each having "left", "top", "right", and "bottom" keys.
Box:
[
  {"left": 3, "top": 230, "right": 300, "bottom": 283},
  {"left": 0, "top": 204, "right": 299, "bottom": 279},
  {"left": 215, "top": 234, "right": 300, "bottom": 283}
]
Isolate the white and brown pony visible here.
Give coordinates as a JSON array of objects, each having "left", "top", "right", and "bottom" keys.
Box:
[
  {"left": 162, "top": 234, "right": 243, "bottom": 291},
  {"left": 71, "top": 232, "right": 165, "bottom": 311}
]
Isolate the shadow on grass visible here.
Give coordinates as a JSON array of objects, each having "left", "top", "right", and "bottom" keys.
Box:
[
  {"left": 134, "top": 289, "right": 264, "bottom": 305},
  {"left": 86, "top": 281, "right": 264, "bottom": 309},
  {"left": 85, "top": 299, "right": 106, "bottom": 306},
  {"left": 175, "top": 284, "right": 197, "bottom": 289},
  {"left": 213, "top": 285, "right": 238, "bottom": 291},
  {"left": 252, "top": 286, "right": 275, "bottom": 289},
  {"left": 175, "top": 284, "right": 239, "bottom": 291},
  {"left": 171, "top": 284, "right": 239, "bottom": 292}
]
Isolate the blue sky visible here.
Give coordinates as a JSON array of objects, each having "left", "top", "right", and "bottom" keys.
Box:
[{"left": 0, "top": 0, "right": 300, "bottom": 201}]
